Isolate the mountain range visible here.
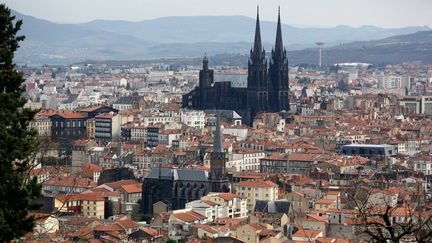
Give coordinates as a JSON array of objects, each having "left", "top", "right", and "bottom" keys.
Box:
[{"left": 11, "top": 10, "right": 432, "bottom": 65}]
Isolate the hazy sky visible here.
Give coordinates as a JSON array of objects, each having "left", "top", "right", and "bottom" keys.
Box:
[{"left": 2, "top": 0, "right": 432, "bottom": 28}]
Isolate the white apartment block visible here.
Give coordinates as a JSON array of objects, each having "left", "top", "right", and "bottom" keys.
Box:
[
  {"left": 185, "top": 193, "right": 248, "bottom": 222},
  {"left": 226, "top": 151, "right": 266, "bottom": 172},
  {"left": 413, "top": 157, "right": 432, "bottom": 176},
  {"left": 234, "top": 181, "right": 279, "bottom": 210},
  {"left": 181, "top": 109, "right": 205, "bottom": 129}
]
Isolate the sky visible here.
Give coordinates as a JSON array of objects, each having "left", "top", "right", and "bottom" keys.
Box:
[{"left": 2, "top": 0, "right": 432, "bottom": 28}]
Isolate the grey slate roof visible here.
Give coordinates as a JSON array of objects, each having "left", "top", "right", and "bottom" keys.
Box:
[
  {"left": 114, "top": 96, "right": 140, "bottom": 105},
  {"left": 254, "top": 199, "right": 291, "bottom": 214},
  {"left": 146, "top": 168, "right": 173, "bottom": 179},
  {"left": 146, "top": 168, "right": 208, "bottom": 182},
  {"left": 175, "top": 169, "right": 208, "bottom": 181}
]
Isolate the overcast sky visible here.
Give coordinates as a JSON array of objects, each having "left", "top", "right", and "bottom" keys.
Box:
[{"left": 2, "top": 0, "right": 432, "bottom": 28}]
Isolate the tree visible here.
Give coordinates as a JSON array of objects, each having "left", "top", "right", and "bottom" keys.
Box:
[
  {"left": 345, "top": 181, "right": 432, "bottom": 242},
  {"left": 0, "top": 4, "right": 42, "bottom": 241}
]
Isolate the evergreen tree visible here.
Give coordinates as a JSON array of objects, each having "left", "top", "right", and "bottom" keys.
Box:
[{"left": 0, "top": 4, "right": 42, "bottom": 241}]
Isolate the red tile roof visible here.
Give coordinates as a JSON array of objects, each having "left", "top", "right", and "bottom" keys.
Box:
[
  {"left": 292, "top": 229, "right": 322, "bottom": 238},
  {"left": 116, "top": 219, "right": 139, "bottom": 229},
  {"left": 236, "top": 180, "right": 278, "bottom": 188},
  {"left": 94, "top": 223, "right": 123, "bottom": 232},
  {"left": 173, "top": 211, "right": 206, "bottom": 222},
  {"left": 120, "top": 183, "right": 142, "bottom": 194}
]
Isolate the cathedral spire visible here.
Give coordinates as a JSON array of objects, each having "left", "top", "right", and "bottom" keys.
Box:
[
  {"left": 213, "top": 112, "right": 223, "bottom": 153},
  {"left": 203, "top": 53, "right": 208, "bottom": 70},
  {"left": 253, "top": 5, "right": 262, "bottom": 54},
  {"left": 275, "top": 6, "right": 283, "bottom": 55}
]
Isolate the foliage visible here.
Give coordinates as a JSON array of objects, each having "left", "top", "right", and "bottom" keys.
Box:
[{"left": 0, "top": 4, "right": 42, "bottom": 241}]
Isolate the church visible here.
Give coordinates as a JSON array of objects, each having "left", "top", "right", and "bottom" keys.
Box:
[
  {"left": 141, "top": 116, "right": 229, "bottom": 215},
  {"left": 182, "top": 7, "right": 290, "bottom": 125}
]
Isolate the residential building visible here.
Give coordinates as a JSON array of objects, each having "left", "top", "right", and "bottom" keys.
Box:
[
  {"left": 234, "top": 180, "right": 278, "bottom": 210},
  {"left": 95, "top": 112, "right": 121, "bottom": 142},
  {"left": 30, "top": 115, "right": 52, "bottom": 137},
  {"left": 71, "top": 139, "right": 98, "bottom": 174},
  {"left": 181, "top": 109, "right": 205, "bottom": 128}
]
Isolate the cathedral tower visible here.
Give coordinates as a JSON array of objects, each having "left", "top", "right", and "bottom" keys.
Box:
[
  {"left": 199, "top": 55, "right": 214, "bottom": 109},
  {"left": 247, "top": 6, "right": 269, "bottom": 120},
  {"left": 268, "top": 7, "right": 290, "bottom": 112},
  {"left": 199, "top": 54, "right": 213, "bottom": 89}
]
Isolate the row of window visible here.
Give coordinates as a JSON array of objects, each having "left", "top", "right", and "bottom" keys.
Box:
[{"left": 55, "top": 120, "right": 84, "bottom": 128}]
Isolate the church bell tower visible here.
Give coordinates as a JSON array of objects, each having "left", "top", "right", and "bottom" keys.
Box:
[{"left": 209, "top": 113, "right": 229, "bottom": 192}]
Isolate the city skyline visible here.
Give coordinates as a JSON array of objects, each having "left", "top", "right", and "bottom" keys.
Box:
[{"left": 2, "top": 0, "right": 432, "bottom": 28}]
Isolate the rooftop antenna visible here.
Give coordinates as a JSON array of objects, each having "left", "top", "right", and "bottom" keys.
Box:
[{"left": 316, "top": 42, "right": 325, "bottom": 69}]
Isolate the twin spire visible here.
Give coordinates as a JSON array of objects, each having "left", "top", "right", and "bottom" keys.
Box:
[
  {"left": 275, "top": 6, "right": 284, "bottom": 55},
  {"left": 253, "top": 5, "right": 262, "bottom": 54},
  {"left": 253, "top": 6, "right": 284, "bottom": 56}
]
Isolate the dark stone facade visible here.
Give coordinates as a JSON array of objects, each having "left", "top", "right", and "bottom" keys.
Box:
[
  {"left": 98, "top": 167, "right": 136, "bottom": 185},
  {"left": 182, "top": 8, "right": 290, "bottom": 125},
  {"left": 142, "top": 117, "right": 229, "bottom": 215}
]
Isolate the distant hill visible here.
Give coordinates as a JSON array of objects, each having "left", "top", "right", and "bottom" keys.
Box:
[
  {"left": 80, "top": 16, "right": 430, "bottom": 49},
  {"left": 288, "top": 30, "right": 432, "bottom": 65},
  {"left": 10, "top": 10, "right": 432, "bottom": 65},
  {"left": 12, "top": 10, "right": 153, "bottom": 64}
]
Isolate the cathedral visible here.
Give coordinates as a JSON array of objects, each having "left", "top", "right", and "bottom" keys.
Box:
[
  {"left": 182, "top": 7, "right": 290, "bottom": 125},
  {"left": 141, "top": 116, "right": 229, "bottom": 215}
]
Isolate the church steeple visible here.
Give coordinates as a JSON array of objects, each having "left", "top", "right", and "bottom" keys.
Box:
[
  {"left": 213, "top": 113, "right": 223, "bottom": 153},
  {"left": 209, "top": 112, "right": 229, "bottom": 192},
  {"left": 253, "top": 5, "right": 262, "bottom": 54},
  {"left": 274, "top": 6, "right": 283, "bottom": 56},
  {"left": 203, "top": 53, "right": 208, "bottom": 70}
]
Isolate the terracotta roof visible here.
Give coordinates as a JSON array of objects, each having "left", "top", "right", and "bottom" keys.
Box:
[
  {"left": 173, "top": 211, "right": 206, "bottom": 222},
  {"left": 306, "top": 214, "right": 328, "bottom": 222},
  {"left": 104, "top": 179, "right": 138, "bottom": 190},
  {"left": 216, "top": 193, "right": 241, "bottom": 201},
  {"left": 236, "top": 180, "right": 278, "bottom": 188},
  {"left": 153, "top": 144, "right": 167, "bottom": 153},
  {"left": 201, "top": 200, "right": 218, "bottom": 206},
  {"left": 248, "top": 223, "right": 266, "bottom": 231},
  {"left": 116, "top": 219, "right": 139, "bottom": 229},
  {"left": 195, "top": 224, "right": 229, "bottom": 235},
  {"left": 141, "top": 227, "right": 160, "bottom": 237},
  {"left": 120, "top": 183, "right": 142, "bottom": 194},
  {"left": 44, "top": 176, "right": 96, "bottom": 188},
  {"left": 94, "top": 223, "right": 123, "bottom": 232},
  {"left": 73, "top": 139, "right": 95, "bottom": 146},
  {"left": 82, "top": 163, "right": 102, "bottom": 178},
  {"left": 79, "top": 192, "right": 106, "bottom": 201},
  {"left": 316, "top": 237, "right": 350, "bottom": 243},
  {"left": 292, "top": 229, "right": 322, "bottom": 238},
  {"left": 56, "top": 192, "right": 105, "bottom": 202},
  {"left": 51, "top": 111, "right": 87, "bottom": 119},
  {"left": 315, "top": 199, "right": 336, "bottom": 205}
]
